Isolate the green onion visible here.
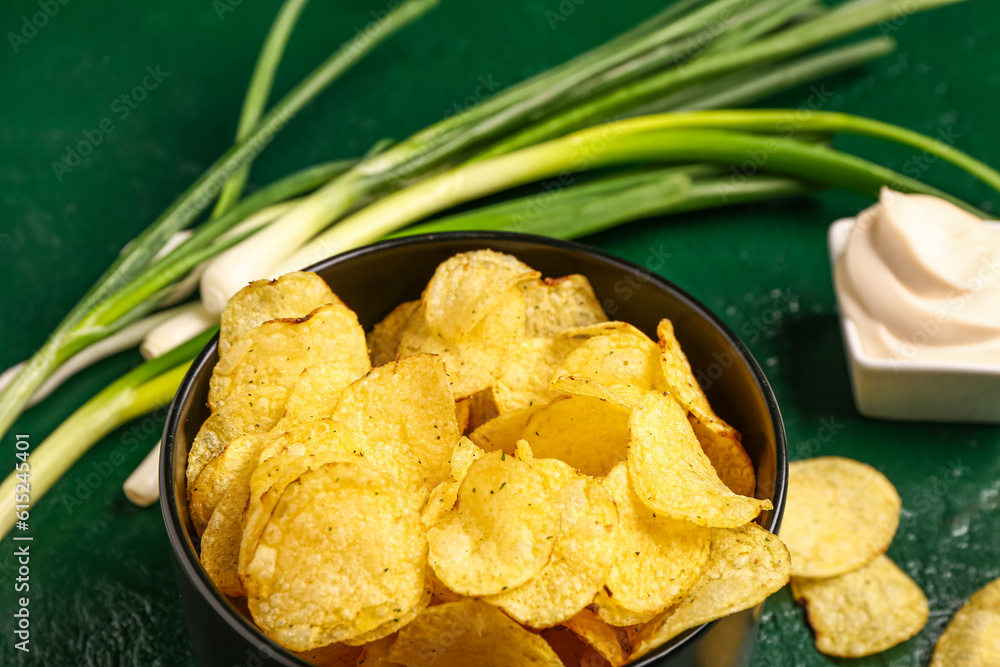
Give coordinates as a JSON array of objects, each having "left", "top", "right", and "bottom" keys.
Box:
[
  {"left": 0, "top": 328, "right": 216, "bottom": 539},
  {"left": 0, "top": 0, "right": 435, "bottom": 443}
]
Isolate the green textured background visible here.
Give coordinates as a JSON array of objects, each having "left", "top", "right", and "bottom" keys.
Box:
[{"left": 1, "top": 0, "right": 999, "bottom": 665}]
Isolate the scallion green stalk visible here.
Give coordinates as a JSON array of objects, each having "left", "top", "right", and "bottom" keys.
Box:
[{"left": 0, "top": 328, "right": 217, "bottom": 539}]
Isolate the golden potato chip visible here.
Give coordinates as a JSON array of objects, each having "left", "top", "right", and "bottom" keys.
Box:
[
  {"left": 427, "top": 451, "right": 560, "bottom": 596},
  {"left": 930, "top": 577, "right": 1000, "bottom": 667},
  {"left": 186, "top": 384, "right": 289, "bottom": 491},
  {"left": 628, "top": 523, "right": 791, "bottom": 660},
  {"left": 294, "top": 642, "right": 364, "bottom": 667},
  {"left": 343, "top": 586, "right": 432, "bottom": 647},
  {"left": 689, "top": 416, "right": 755, "bottom": 498},
  {"left": 550, "top": 328, "right": 659, "bottom": 408},
  {"left": 523, "top": 395, "right": 628, "bottom": 477},
  {"left": 239, "top": 454, "right": 349, "bottom": 581},
  {"left": 493, "top": 337, "right": 582, "bottom": 413},
  {"left": 791, "top": 555, "right": 928, "bottom": 657},
  {"left": 399, "top": 287, "right": 526, "bottom": 399},
  {"left": 270, "top": 361, "right": 365, "bottom": 432},
  {"left": 595, "top": 463, "right": 710, "bottom": 626},
  {"left": 385, "top": 599, "right": 563, "bottom": 667},
  {"left": 563, "top": 609, "right": 630, "bottom": 667},
  {"left": 423, "top": 249, "right": 538, "bottom": 341},
  {"left": 780, "top": 457, "right": 901, "bottom": 578},
  {"left": 521, "top": 275, "right": 607, "bottom": 338},
  {"left": 514, "top": 438, "right": 535, "bottom": 461},
  {"left": 244, "top": 457, "right": 427, "bottom": 651},
  {"left": 427, "top": 568, "right": 464, "bottom": 604},
  {"left": 219, "top": 271, "right": 335, "bottom": 357},
  {"left": 190, "top": 433, "right": 264, "bottom": 534},
  {"left": 200, "top": 470, "right": 252, "bottom": 596},
  {"left": 256, "top": 417, "right": 356, "bottom": 464},
  {"left": 209, "top": 302, "right": 370, "bottom": 410},
  {"left": 450, "top": 436, "right": 485, "bottom": 480},
  {"left": 655, "top": 319, "right": 737, "bottom": 440},
  {"left": 368, "top": 300, "right": 420, "bottom": 367},
  {"left": 468, "top": 406, "right": 538, "bottom": 455},
  {"left": 628, "top": 392, "right": 770, "bottom": 528},
  {"left": 331, "top": 355, "right": 459, "bottom": 503},
  {"left": 484, "top": 459, "right": 618, "bottom": 628},
  {"left": 541, "top": 627, "right": 588, "bottom": 667}
]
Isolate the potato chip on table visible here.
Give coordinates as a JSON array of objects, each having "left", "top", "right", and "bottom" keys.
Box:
[
  {"left": 791, "top": 554, "right": 928, "bottom": 657},
  {"left": 931, "top": 577, "right": 1000, "bottom": 667},
  {"left": 779, "top": 456, "right": 901, "bottom": 578}
]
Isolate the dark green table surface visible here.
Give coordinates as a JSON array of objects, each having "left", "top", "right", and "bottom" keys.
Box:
[{"left": 2, "top": 0, "right": 999, "bottom": 665}]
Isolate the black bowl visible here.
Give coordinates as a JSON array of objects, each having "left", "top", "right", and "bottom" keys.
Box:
[{"left": 161, "top": 232, "right": 787, "bottom": 667}]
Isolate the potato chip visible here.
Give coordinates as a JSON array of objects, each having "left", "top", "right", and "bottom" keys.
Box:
[
  {"left": 343, "top": 586, "right": 432, "bottom": 647},
  {"left": 422, "top": 249, "right": 538, "bottom": 341},
  {"left": 523, "top": 395, "right": 628, "bottom": 477},
  {"left": 219, "top": 271, "right": 335, "bottom": 358},
  {"left": 521, "top": 275, "right": 607, "bottom": 338},
  {"left": 541, "top": 627, "right": 588, "bottom": 667},
  {"left": 368, "top": 300, "right": 420, "bottom": 367},
  {"left": 331, "top": 355, "right": 459, "bottom": 503},
  {"left": 550, "top": 328, "right": 659, "bottom": 408},
  {"left": 399, "top": 287, "right": 525, "bottom": 399},
  {"left": 209, "top": 302, "right": 370, "bottom": 410},
  {"left": 563, "top": 609, "right": 630, "bottom": 667},
  {"left": 294, "top": 642, "right": 364, "bottom": 667},
  {"left": 186, "top": 384, "right": 289, "bottom": 491},
  {"left": 493, "top": 337, "right": 582, "bottom": 413},
  {"left": 244, "top": 457, "right": 427, "bottom": 651},
  {"left": 256, "top": 417, "right": 356, "bottom": 464},
  {"left": 200, "top": 469, "right": 253, "bottom": 596},
  {"left": 239, "top": 454, "right": 350, "bottom": 581},
  {"left": 484, "top": 459, "right": 618, "bottom": 628},
  {"left": 791, "top": 555, "right": 928, "bottom": 657},
  {"left": 270, "top": 361, "right": 364, "bottom": 432},
  {"left": 628, "top": 392, "right": 770, "bottom": 528},
  {"left": 595, "top": 463, "right": 710, "bottom": 626},
  {"left": 450, "top": 436, "right": 485, "bottom": 480},
  {"left": 780, "top": 457, "right": 901, "bottom": 578},
  {"left": 628, "top": 523, "right": 791, "bottom": 660},
  {"left": 427, "top": 451, "right": 560, "bottom": 596},
  {"left": 930, "top": 577, "right": 1000, "bottom": 667},
  {"left": 385, "top": 599, "right": 563, "bottom": 667},
  {"left": 689, "top": 416, "right": 755, "bottom": 498},
  {"left": 190, "top": 433, "right": 264, "bottom": 535},
  {"left": 468, "top": 406, "right": 538, "bottom": 455},
  {"left": 655, "top": 319, "right": 737, "bottom": 440}
]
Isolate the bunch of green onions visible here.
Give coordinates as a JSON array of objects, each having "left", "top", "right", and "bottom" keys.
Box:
[{"left": 3, "top": 0, "right": 997, "bottom": 538}]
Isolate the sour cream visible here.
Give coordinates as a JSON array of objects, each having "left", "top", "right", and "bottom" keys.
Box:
[{"left": 834, "top": 188, "right": 1000, "bottom": 364}]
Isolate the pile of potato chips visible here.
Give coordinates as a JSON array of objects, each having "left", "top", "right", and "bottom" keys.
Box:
[{"left": 186, "top": 250, "right": 789, "bottom": 666}]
